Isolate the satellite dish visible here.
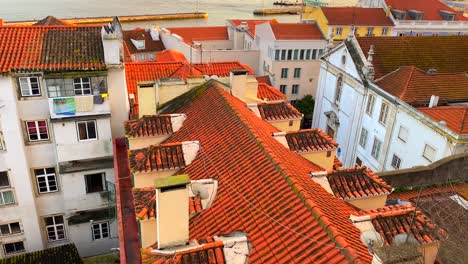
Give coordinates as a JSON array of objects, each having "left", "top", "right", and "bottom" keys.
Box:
[
  {"left": 393, "top": 233, "right": 419, "bottom": 246},
  {"left": 191, "top": 182, "right": 209, "bottom": 199},
  {"left": 360, "top": 230, "right": 384, "bottom": 247}
]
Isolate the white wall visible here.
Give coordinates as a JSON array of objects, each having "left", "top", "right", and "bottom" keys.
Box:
[
  {"left": 68, "top": 220, "right": 119, "bottom": 257},
  {"left": 108, "top": 68, "right": 129, "bottom": 138}
]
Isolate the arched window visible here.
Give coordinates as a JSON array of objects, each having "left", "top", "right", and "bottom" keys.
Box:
[{"left": 335, "top": 75, "right": 343, "bottom": 104}]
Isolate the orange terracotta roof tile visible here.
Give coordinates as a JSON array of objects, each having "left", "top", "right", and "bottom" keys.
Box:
[
  {"left": 333, "top": 157, "right": 343, "bottom": 170},
  {"left": 418, "top": 106, "right": 468, "bottom": 134},
  {"left": 228, "top": 19, "right": 274, "bottom": 37},
  {"left": 158, "top": 81, "right": 372, "bottom": 263},
  {"left": 156, "top": 49, "right": 187, "bottom": 62},
  {"left": 321, "top": 7, "right": 394, "bottom": 26},
  {"left": 386, "top": 0, "right": 467, "bottom": 21},
  {"left": 192, "top": 61, "right": 254, "bottom": 76},
  {"left": 285, "top": 128, "right": 337, "bottom": 153},
  {"left": 123, "top": 28, "right": 165, "bottom": 54},
  {"left": 133, "top": 187, "right": 202, "bottom": 220},
  {"left": 166, "top": 26, "right": 228, "bottom": 44},
  {"left": 257, "top": 101, "right": 303, "bottom": 121},
  {"left": 256, "top": 75, "right": 272, "bottom": 86},
  {"left": 128, "top": 143, "right": 185, "bottom": 173},
  {"left": 375, "top": 66, "right": 468, "bottom": 105},
  {"left": 360, "top": 205, "right": 444, "bottom": 246},
  {"left": 270, "top": 23, "right": 325, "bottom": 40},
  {"left": 357, "top": 36, "right": 468, "bottom": 79},
  {"left": 125, "top": 115, "right": 173, "bottom": 138},
  {"left": 142, "top": 237, "right": 226, "bottom": 264},
  {"left": 327, "top": 167, "right": 393, "bottom": 200},
  {"left": 256, "top": 83, "right": 287, "bottom": 101},
  {"left": 33, "top": 16, "right": 73, "bottom": 26},
  {"left": 0, "top": 25, "right": 106, "bottom": 73},
  {"left": 388, "top": 183, "right": 468, "bottom": 201}
]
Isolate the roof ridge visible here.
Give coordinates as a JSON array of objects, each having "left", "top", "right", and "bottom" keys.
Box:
[
  {"left": 213, "top": 85, "right": 365, "bottom": 263},
  {"left": 399, "top": 66, "right": 417, "bottom": 99}
]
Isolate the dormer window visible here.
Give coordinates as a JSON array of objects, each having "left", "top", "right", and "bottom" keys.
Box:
[
  {"left": 408, "top": 10, "right": 424, "bottom": 20},
  {"left": 130, "top": 38, "right": 145, "bottom": 50},
  {"left": 440, "top": 10, "right": 456, "bottom": 21},
  {"left": 391, "top": 9, "right": 407, "bottom": 20}
]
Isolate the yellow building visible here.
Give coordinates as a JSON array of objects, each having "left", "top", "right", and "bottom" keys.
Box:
[{"left": 303, "top": 7, "right": 395, "bottom": 41}]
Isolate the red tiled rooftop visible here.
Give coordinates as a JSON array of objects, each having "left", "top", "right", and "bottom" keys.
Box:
[
  {"left": 128, "top": 143, "right": 185, "bottom": 173},
  {"left": 256, "top": 83, "right": 287, "bottom": 101},
  {"left": 0, "top": 26, "right": 105, "bottom": 73},
  {"left": 333, "top": 157, "right": 343, "bottom": 170},
  {"left": 321, "top": 7, "right": 394, "bottom": 26},
  {"left": 327, "top": 167, "right": 393, "bottom": 200},
  {"left": 33, "top": 16, "right": 72, "bottom": 26},
  {"left": 389, "top": 183, "right": 468, "bottom": 201},
  {"left": 285, "top": 128, "right": 337, "bottom": 153},
  {"left": 123, "top": 28, "right": 165, "bottom": 54},
  {"left": 193, "top": 61, "right": 254, "bottom": 76},
  {"left": 360, "top": 205, "right": 444, "bottom": 246},
  {"left": 165, "top": 26, "right": 228, "bottom": 44},
  {"left": 133, "top": 187, "right": 203, "bottom": 220},
  {"left": 418, "top": 106, "right": 468, "bottom": 134},
  {"left": 142, "top": 237, "right": 225, "bottom": 264},
  {"left": 386, "top": 0, "right": 467, "bottom": 21},
  {"left": 156, "top": 49, "right": 187, "bottom": 62},
  {"left": 125, "top": 115, "right": 173, "bottom": 138},
  {"left": 270, "top": 23, "right": 325, "bottom": 40},
  {"left": 375, "top": 66, "right": 468, "bottom": 106},
  {"left": 256, "top": 75, "right": 272, "bottom": 86},
  {"left": 357, "top": 36, "right": 468, "bottom": 79},
  {"left": 228, "top": 19, "right": 274, "bottom": 37},
  {"left": 257, "top": 101, "right": 303, "bottom": 121}
]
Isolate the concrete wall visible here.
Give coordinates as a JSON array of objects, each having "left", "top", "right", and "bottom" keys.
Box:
[
  {"left": 348, "top": 195, "right": 387, "bottom": 210},
  {"left": 128, "top": 135, "right": 170, "bottom": 150},
  {"left": 302, "top": 151, "right": 335, "bottom": 170},
  {"left": 108, "top": 68, "right": 129, "bottom": 138},
  {"left": 68, "top": 219, "right": 119, "bottom": 257},
  {"left": 140, "top": 219, "right": 157, "bottom": 248}
]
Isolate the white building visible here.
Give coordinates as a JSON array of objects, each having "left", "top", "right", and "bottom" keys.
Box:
[
  {"left": 0, "top": 18, "right": 128, "bottom": 258},
  {"left": 359, "top": 0, "right": 468, "bottom": 36},
  {"left": 313, "top": 35, "right": 468, "bottom": 171}
]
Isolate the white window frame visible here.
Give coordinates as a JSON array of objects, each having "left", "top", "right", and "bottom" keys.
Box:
[
  {"left": 0, "top": 171, "right": 9, "bottom": 189},
  {"left": 293, "top": 68, "right": 301, "bottom": 78},
  {"left": 359, "top": 128, "right": 368, "bottom": 148},
  {"left": 19, "top": 77, "right": 41, "bottom": 97},
  {"left": 34, "top": 168, "right": 58, "bottom": 194},
  {"left": 0, "top": 189, "right": 15, "bottom": 206},
  {"left": 85, "top": 173, "right": 106, "bottom": 193},
  {"left": 279, "top": 85, "right": 287, "bottom": 94},
  {"left": 371, "top": 137, "right": 382, "bottom": 160},
  {"left": 423, "top": 144, "right": 436, "bottom": 162},
  {"left": 0, "top": 222, "right": 22, "bottom": 236},
  {"left": 3, "top": 241, "right": 25, "bottom": 255},
  {"left": 335, "top": 27, "right": 343, "bottom": 36},
  {"left": 391, "top": 154, "right": 402, "bottom": 169},
  {"left": 378, "top": 102, "right": 389, "bottom": 126},
  {"left": 366, "top": 94, "right": 375, "bottom": 115},
  {"left": 382, "top": 27, "right": 388, "bottom": 36},
  {"left": 398, "top": 126, "right": 409, "bottom": 142},
  {"left": 292, "top": 84, "right": 299, "bottom": 95},
  {"left": 73, "top": 77, "right": 92, "bottom": 95},
  {"left": 44, "top": 215, "right": 66, "bottom": 242},
  {"left": 281, "top": 68, "right": 288, "bottom": 79},
  {"left": 76, "top": 120, "right": 98, "bottom": 142},
  {"left": 92, "top": 222, "right": 110, "bottom": 240},
  {"left": 367, "top": 27, "right": 374, "bottom": 36},
  {"left": 25, "top": 120, "right": 49, "bottom": 142}
]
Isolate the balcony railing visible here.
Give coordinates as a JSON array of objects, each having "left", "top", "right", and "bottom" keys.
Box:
[{"left": 48, "top": 95, "right": 111, "bottom": 119}]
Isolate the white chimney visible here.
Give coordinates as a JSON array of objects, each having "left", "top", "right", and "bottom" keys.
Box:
[
  {"left": 155, "top": 174, "right": 190, "bottom": 249},
  {"left": 150, "top": 26, "right": 160, "bottom": 41},
  {"left": 429, "top": 95, "right": 439, "bottom": 108},
  {"left": 101, "top": 17, "right": 123, "bottom": 65},
  {"left": 229, "top": 70, "right": 258, "bottom": 103}
]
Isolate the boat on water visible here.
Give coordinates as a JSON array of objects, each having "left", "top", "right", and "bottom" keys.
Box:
[{"left": 273, "top": 0, "right": 302, "bottom": 6}]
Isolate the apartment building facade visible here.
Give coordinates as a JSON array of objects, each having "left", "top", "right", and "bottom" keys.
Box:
[{"left": 0, "top": 18, "right": 128, "bottom": 258}]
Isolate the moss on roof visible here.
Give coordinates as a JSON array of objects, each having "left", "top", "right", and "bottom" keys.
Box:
[{"left": 0, "top": 244, "right": 82, "bottom": 264}]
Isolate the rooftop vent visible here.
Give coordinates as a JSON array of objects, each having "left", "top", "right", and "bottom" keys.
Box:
[{"left": 426, "top": 68, "right": 437, "bottom": 74}]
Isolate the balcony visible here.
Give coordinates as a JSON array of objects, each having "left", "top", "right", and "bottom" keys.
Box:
[{"left": 48, "top": 95, "right": 111, "bottom": 119}]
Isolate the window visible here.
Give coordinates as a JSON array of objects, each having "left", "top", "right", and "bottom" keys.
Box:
[
  {"left": 335, "top": 27, "right": 343, "bottom": 36},
  {"left": 293, "top": 49, "right": 298, "bottom": 60},
  {"left": 275, "top": 50, "right": 280, "bottom": 60},
  {"left": 73, "top": 78, "right": 91, "bottom": 95},
  {"left": 299, "top": 49, "right": 305, "bottom": 60},
  {"left": 292, "top": 85, "right": 299, "bottom": 95},
  {"left": 312, "top": 49, "right": 317, "bottom": 59},
  {"left": 378, "top": 103, "right": 389, "bottom": 125},
  {"left": 34, "top": 168, "right": 58, "bottom": 194},
  {"left": 293, "top": 68, "right": 301, "bottom": 78},
  {"left": 367, "top": 27, "right": 374, "bottom": 36},
  {"left": 371, "top": 137, "right": 382, "bottom": 160},
  {"left": 398, "top": 126, "right": 409, "bottom": 142},
  {"left": 149, "top": 53, "right": 155, "bottom": 61},
  {"left": 76, "top": 120, "right": 97, "bottom": 141},
  {"left": 355, "top": 157, "right": 362, "bottom": 166},
  {"left": 0, "top": 222, "right": 21, "bottom": 236},
  {"left": 0, "top": 190, "right": 15, "bottom": 206},
  {"left": 92, "top": 222, "right": 110, "bottom": 240},
  {"left": 85, "top": 173, "right": 105, "bottom": 193},
  {"left": 26, "top": 120, "right": 49, "bottom": 142},
  {"left": 382, "top": 27, "right": 388, "bottom": 36},
  {"left": 281, "top": 50, "right": 286, "bottom": 60},
  {"left": 423, "top": 144, "right": 436, "bottom": 162},
  {"left": 341, "top": 54, "right": 346, "bottom": 65},
  {"left": 281, "top": 68, "right": 288, "bottom": 79},
  {"left": 288, "top": 120, "right": 294, "bottom": 127},
  {"left": 140, "top": 54, "right": 146, "bottom": 61},
  {"left": 19, "top": 77, "right": 41, "bottom": 97},
  {"left": 279, "top": 85, "right": 287, "bottom": 94},
  {"left": 305, "top": 49, "right": 311, "bottom": 60},
  {"left": 287, "top": 50, "right": 292, "bottom": 60},
  {"left": 0, "top": 171, "right": 9, "bottom": 188},
  {"left": 354, "top": 27, "right": 359, "bottom": 36},
  {"left": 44, "top": 215, "right": 66, "bottom": 242},
  {"left": 359, "top": 128, "right": 368, "bottom": 148},
  {"left": 391, "top": 154, "right": 401, "bottom": 169},
  {"left": 3, "top": 241, "right": 25, "bottom": 255},
  {"left": 334, "top": 75, "right": 343, "bottom": 104},
  {"left": 366, "top": 94, "right": 375, "bottom": 115}
]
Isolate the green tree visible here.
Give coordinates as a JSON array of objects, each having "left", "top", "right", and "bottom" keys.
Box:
[{"left": 294, "top": 95, "right": 315, "bottom": 116}]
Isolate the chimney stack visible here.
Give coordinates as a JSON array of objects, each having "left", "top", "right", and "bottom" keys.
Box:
[
  {"left": 150, "top": 26, "right": 160, "bottom": 41},
  {"left": 155, "top": 174, "right": 190, "bottom": 249},
  {"left": 229, "top": 70, "right": 258, "bottom": 103},
  {"left": 429, "top": 95, "right": 439, "bottom": 108},
  {"left": 0, "top": 19, "right": 4, "bottom": 27},
  {"left": 101, "top": 17, "right": 123, "bottom": 65}
]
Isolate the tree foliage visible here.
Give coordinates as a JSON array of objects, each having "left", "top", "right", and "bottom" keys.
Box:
[{"left": 294, "top": 95, "right": 315, "bottom": 116}]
